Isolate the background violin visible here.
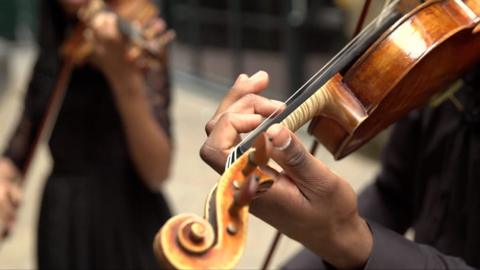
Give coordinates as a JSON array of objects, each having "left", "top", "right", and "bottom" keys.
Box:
[
  {"left": 154, "top": 0, "right": 480, "bottom": 268},
  {"left": 0, "top": 0, "right": 174, "bottom": 242},
  {"left": 61, "top": 0, "right": 170, "bottom": 66}
]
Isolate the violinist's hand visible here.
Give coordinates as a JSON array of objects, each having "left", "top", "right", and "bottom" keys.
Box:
[
  {"left": 255, "top": 124, "right": 372, "bottom": 269},
  {"left": 200, "top": 71, "right": 283, "bottom": 174},
  {"left": 0, "top": 158, "right": 22, "bottom": 233},
  {"left": 85, "top": 12, "right": 174, "bottom": 80},
  {"left": 201, "top": 71, "right": 373, "bottom": 269}
]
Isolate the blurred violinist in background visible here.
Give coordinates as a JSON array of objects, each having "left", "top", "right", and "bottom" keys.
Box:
[{"left": 0, "top": 0, "right": 175, "bottom": 268}]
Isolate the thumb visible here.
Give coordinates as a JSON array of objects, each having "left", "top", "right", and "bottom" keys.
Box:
[{"left": 265, "top": 124, "right": 338, "bottom": 200}]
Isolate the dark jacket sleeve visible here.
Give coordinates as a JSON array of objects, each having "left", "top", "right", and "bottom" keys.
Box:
[
  {"left": 358, "top": 111, "right": 424, "bottom": 234},
  {"left": 353, "top": 110, "right": 477, "bottom": 269},
  {"left": 364, "top": 221, "right": 476, "bottom": 270},
  {"left": 284, "top": 110, "right": 478, "bottom": 270},
  {"left": 283, "top": 221, "right": 477, "bottom": 270}
]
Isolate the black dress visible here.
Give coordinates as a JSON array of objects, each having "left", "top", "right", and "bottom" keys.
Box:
[
  {"left": 3, "top": 1, "right": 172, "bottom": 269},
  {"left": 283, "top": 67, "right": 480, "bottom": 269}
]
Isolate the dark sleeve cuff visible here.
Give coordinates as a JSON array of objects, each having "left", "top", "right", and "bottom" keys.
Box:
[
  {"left": 364, "top": 221, "right": 427, "bottom": 269},
  {"left": 364, "top": 221, "right": 475, "bottom": 270}
]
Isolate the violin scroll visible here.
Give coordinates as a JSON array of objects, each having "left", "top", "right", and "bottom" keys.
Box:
[{"left": 154, "top": 136, "right": 274, "bottom": 269}]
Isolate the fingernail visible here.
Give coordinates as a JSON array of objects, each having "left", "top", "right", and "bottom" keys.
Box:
[
  {"left": 236, "top": 74, "right": 248, "bottom": 83},
  {"left": 266, "top": 124, "right": 291, "bottom": 151},
  {"left": 275, "top": 136, "right": 291, "bottom": 151},
  {"left": 270, "top": 99, "right": 284, "bottom": 106},
  {"left": 248, "top": 70, "right": 266, "bottom": 82}
]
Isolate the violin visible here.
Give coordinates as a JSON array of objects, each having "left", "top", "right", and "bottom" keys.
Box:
[
  {"left": 61, "top": 0, "right": 166, "bottom": 66},
  {"left": 154, "top": 0, "right": 480, "bottom": 269}
]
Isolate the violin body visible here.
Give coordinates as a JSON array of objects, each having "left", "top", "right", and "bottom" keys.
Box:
[
  {"left": 155, "top": 0, "right": 480, "bottom": 269},
  {"left": 310, "top": 0, "right": 480, "bottom": 159},
  {"left": 60, "top": 0, "right": 158, "bottom": 64}
]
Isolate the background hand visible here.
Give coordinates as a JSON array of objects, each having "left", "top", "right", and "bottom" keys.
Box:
[
  {"left": 84, "top": 12, "right": 174, "bottom": 79},
  {"left": 0, "top": 158, "right": 22, "bottom": 234}
]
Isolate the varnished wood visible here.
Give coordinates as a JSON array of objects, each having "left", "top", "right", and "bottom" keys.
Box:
[{"left": 310, "top": 0, "right": 480, "bottom": 158}]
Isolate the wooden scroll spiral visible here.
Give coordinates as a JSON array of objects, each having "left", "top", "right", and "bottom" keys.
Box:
[{"left": 155, "top": 136, "right": 274, "bottom": 269}]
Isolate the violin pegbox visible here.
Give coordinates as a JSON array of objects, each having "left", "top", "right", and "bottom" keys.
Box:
[{"left": 154, "top": 134, "right": 274, "bottom": 270}]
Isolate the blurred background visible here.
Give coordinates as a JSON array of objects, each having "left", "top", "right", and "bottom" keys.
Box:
[{"left": 0, "top": 0, "right": 388, "bottom": 268}]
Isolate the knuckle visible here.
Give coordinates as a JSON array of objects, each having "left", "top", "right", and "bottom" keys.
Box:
[
  {"left": 199, "top": 142, "right": 219, "bottom": 165},
  {"left": 239, "top": 93, "right": 260, "bottom": 107},
  {"left": 232, "top": 81, "right": 248, "bottom": 95},
  {"left": 302, "top": 177, "right": 332, "bottom": 196},
  {"left": 199, "top": 143, "right": 212, "bottom": 163},
  {"left": 205, "top": 112, "right": 236, "bottom": 136},
  {"left": 219, "top": 112, "right": 234, "bottom": 123},
  {"left": 205, "top": 119, "right": 215, "bottom": 135},
  {"left": 284, "top": 147, "right": 307, "bottom": 168},
  {"left": 199, "top": 142, "right": 226, "bottom": 174},
  {"left": 243, "top": 93, "right": 257, "bottom": 102}
]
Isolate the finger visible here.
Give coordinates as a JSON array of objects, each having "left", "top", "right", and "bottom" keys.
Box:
[
  {"left": 0, "top": 158, "right": 20, "bottom": 179},
  {"left": 90, "top": 12, "right": 120, "bottom": 42},
  {"left": 206, "top": 94, "right": 284, "bottom": 135},
  {"left": 225, "top": 95, "right": 284, "bottom": 119},
  {"left": 144, "top": 19, "right": 167, "bottom": 40},
  {"left": 143, "top": 30, "right": 175, "bottom": 62},
  {"left": 8, "top": 184, "right": 22, "bottom": 208},
  {"left": 145, "top": 30, "right": 175, "bottom": 58},
  {"left": 200, "top": 113, "right": 265, "bottom": 173},
  {"left": 249, "top": 168, "right": 312, "bottom": 234},
  {"left": 153, "top": 30, "right": 176, "bottom": 49},
  {"left": 2, "top": 218, "right": 15, "bottom": 236},
  {"left": 265, "top": 124, "right": 339, "bottom": 200},
  {"left": 0, "top": 190, "right": 14, "bottom": 223},
  {"left": 145, "top": 30, "right": 176, "bottom": 56},
  {"left": 215, "top": 71, "right": 270, "bottom": 116},
  {"left": 126, "top": 45, "right": 142, "bottom": 62}
]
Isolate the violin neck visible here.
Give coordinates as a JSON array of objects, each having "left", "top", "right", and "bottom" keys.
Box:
[{"left": 281, "top": 87, "right": 330, "bottom": 133}]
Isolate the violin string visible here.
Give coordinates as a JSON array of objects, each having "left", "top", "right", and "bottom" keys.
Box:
[
  {"left": 226, "top": 0, "right": 402, "bottom": 169},
  {"left": 378, "top": 0, "right": 395, "bottom": 26}
]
